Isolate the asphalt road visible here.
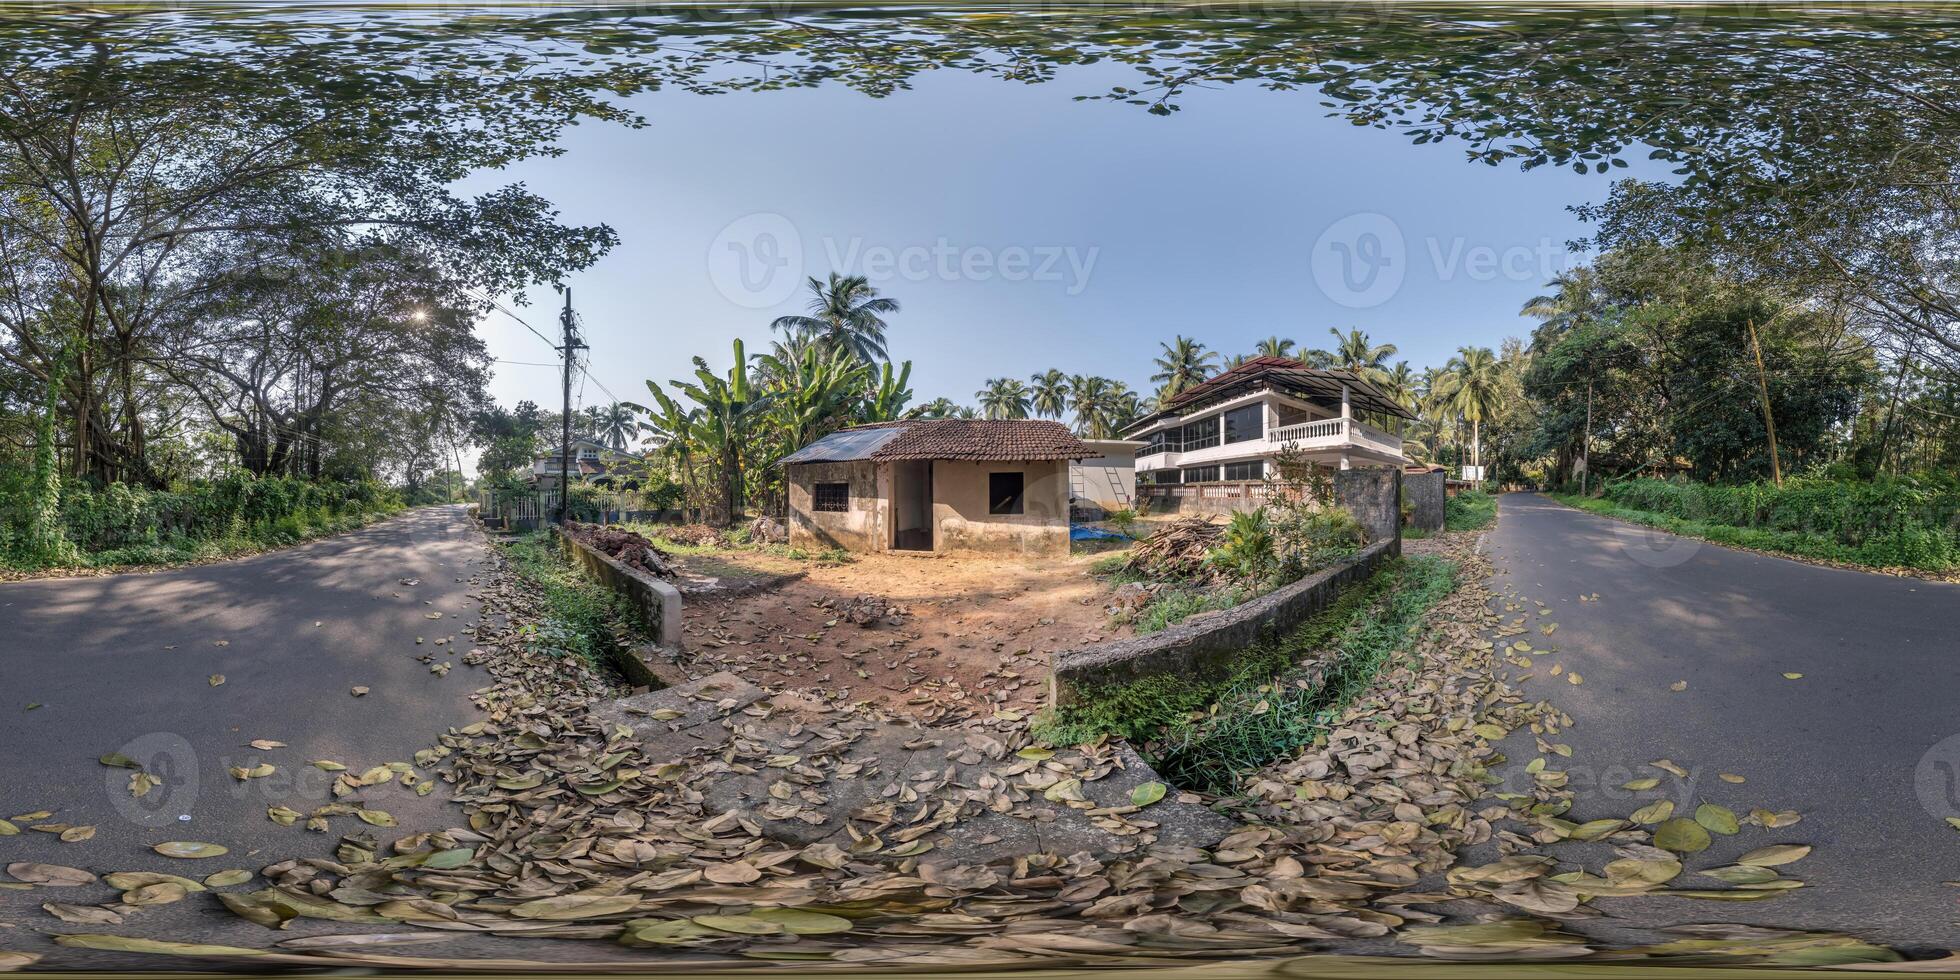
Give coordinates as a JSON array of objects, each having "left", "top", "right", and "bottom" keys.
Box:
[
  {"left": 0, "top": 506, "right": 506, "bottom": 965},
  {"left": 1483, "top": 493, "right": 1960, "bottom": 950}
]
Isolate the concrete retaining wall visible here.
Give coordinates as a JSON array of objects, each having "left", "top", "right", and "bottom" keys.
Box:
[
  {"left": 1335, "top": 467, "right": 1403, "bottom": 544},
  {"left": 552, "top": 526, "right": 684, "bottom": 689},
  {"left": 1404, "top": 470, "right": 1445, "bottom": 533},
  {"left": 1051, "top": 537, "right": 1398, "bottom": 706}
]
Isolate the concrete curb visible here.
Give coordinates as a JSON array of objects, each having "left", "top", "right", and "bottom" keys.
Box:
[
  {"left": 1050, "top": 537, "right": 1398, "bottom": 706},
  {"left": 551, "top": 524, "right": 684, "bottom": 688}
]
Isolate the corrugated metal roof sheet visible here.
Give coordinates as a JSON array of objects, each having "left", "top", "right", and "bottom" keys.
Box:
[{"left": 779, "top": 426, "right": 903, "bottom": 464}]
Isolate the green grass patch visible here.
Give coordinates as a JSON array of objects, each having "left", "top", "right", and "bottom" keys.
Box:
[
  {"left": 500, "top": 532, "right": 649, "bottom": 672},
  {"left": 1128, "top": 585, "right": 1248, "bottom": 635},
  {"left": 1035, "top": 556, "right": 1457, "bottom": 796},
  {"left": 1445, "top": 489, "right": 1496, "bottom": 532},
  {"left": 1552, "top": 492, "right": 1957, "bottom": 572}
]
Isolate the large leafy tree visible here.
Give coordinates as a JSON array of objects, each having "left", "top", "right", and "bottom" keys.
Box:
[{"left": 0, "top": 13, "right": 621, "bottom": 486}]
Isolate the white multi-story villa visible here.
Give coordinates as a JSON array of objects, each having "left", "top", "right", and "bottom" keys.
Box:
[{"left": 1123, "top": 357, "right": 1413, "bottom": 507}]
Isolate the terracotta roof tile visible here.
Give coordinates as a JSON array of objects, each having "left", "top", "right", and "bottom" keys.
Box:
[{"left": 873, "top": 419, "right": 1093, "bottom": 461}]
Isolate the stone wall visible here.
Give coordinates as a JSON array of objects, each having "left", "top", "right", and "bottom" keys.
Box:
[
  {"left": 787, "top": 460, "right": 888, "bottom": 553},
  {"left": 553, "top": 526, "right": 683, "bottom": 689},
  {"left": 1404, "top": 469, "right": 1446, "bottom": 533},
  {"left": 1335, "top": 467, "right": 1403, "bottom": 545},
  {"left": 1051, "top": 537, "right": 1397, "bottom": 705}
]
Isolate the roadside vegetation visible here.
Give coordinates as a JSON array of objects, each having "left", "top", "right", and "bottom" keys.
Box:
[
  {"left": 1038, "top": 555, "right": 1456, "bottom": 795},
  {"left": 1558, "top": 476, "right": 1958, "bottom": 572},
  {"left": 0, "top": 475, "right": 400, "bottom": 572},
  {"left": 1445, "top": 488, "right": 1497, "bottom": 532},
  {"left": 1100, "top": 503, "right": 1365, "bottom": 635},
  {"left": 498, "top": 532, "right": 649, "bottom": 671}
]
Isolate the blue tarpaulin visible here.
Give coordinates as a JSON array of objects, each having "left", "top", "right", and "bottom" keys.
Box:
[{"left": 1070, "top": 524, "right": 1131, "bottom": 542}]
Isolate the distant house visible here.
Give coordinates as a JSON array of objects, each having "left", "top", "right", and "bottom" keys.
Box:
[
  {"left": 1122, "top": 357, "right": 1416, "bottom": 511},
  {"left": 531, "top": 438, "right": 645, "bottom": 491},
  {"left": 780, "top": 419, "right": 1094, "bottom": 557}
]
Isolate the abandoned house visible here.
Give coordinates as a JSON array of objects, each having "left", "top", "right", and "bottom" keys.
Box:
[{"left": 780, "top": 419, "right": 1094, "bottom": 557}]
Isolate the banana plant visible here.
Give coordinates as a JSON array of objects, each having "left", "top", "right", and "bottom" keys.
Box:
[{"left": 668, "top": 338, "right": 774, "bottom": 523}]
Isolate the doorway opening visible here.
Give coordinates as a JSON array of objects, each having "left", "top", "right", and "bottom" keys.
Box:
[{"left": 892, "top": 459, "right": 933, "bottom": 552}]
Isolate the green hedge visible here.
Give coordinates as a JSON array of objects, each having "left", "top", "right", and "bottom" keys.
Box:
[
  {"left": 1596, "top": 477, "right": 1958, "bottom": 570},
  {"left": 1, "top": 474, "right": 400, "bottom": 567}
]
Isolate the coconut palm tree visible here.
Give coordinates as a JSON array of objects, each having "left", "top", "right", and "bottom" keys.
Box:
[
  {"left": 1068, "top": 375, "right": 1114, "bottom": 437},
  {"left": 975, "top": 378, "right": 1032, "bottom": 419},
  {"left": 1520, "top": 268, "right": 1603, "bottom": 344},
  {"left": 1150, "top": 335, "right": 1218, "bottom": 403},
  {"left": 1440, "top": 346, "right": 1502, "bottom": 486},
  {"left": 1381, "top": 361, "right": 1419, "bottom": 411},
  {"left": 592, "top": 401, "right": 644, "bottom": 451},
  {"left": 909, "top": 397, "right": 975, "bottom": 420},
  {"left": 1254, "top": 336, "right": 1298, "bottom": 359},
  {"left": 769, "top": 273, "right": 899, "bottom": 365},
  {"left": 1028, "top": 369, "right": 1071, "bottom": 419},
  {"left": 1320, "top": 327, "right": 1399, "bottom": 386}
]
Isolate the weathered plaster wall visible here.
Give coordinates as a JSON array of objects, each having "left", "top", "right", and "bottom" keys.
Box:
[
  {"left": 1072, "top": 450, "right": 1137, "bottom": 511},
  {"left": 1052, "top": 538, "right": 1396, "bottom": 705},
  {"left": 931, "top": 459, "right": 1070, "bottom": 557},
  {"left": 1404, "top": 469, "right": 1446, "bottom": 533},
  {"left": 788, "top": 460, "right": 888, "bottom": 553}
]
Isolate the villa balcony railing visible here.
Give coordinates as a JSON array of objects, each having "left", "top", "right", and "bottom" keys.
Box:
[{"left": 1269, "top": 416, "right": 1402, "bottom": 458}]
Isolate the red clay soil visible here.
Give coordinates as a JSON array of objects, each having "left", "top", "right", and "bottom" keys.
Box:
[{"left": 679, "top": 553, "right": 1119, "bottom": 725}]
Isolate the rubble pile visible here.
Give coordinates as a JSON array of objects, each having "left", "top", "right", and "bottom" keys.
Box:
[{"left": 562, "top": 521, "right": 678, "bottom": 578}]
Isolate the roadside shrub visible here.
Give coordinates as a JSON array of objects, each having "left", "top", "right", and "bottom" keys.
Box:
[
  {"left": 500, "top": 533, "right": 643, "bottom": 670},
  {"left": 1445, "top": 489, "right": 1496, "bottom": 531},
  {"left": 1598, "top": 476, "right": 1957, "bottom": 570},
  {"left": 1, "top": 473, "right": 400, "bottom": 569},
  {"left": 1208, "top": 508, "right": 1276, "bottom": 583},
  {"left": 1105, "top": 508, "right": 1139, "bottom": 536},
  {"left": 1268, "top": 505, "right": 1365, "bottom": 580}
]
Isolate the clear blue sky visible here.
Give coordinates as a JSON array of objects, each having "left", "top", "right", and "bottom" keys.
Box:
[{"left": 468, "top": 61, "right": 1662, "bottom": 418}]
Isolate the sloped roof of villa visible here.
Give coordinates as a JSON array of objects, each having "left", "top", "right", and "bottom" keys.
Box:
[
  {"left": 1125, "top": 357, "right": 1417, "bottom": 434},
  {"left": 782, "top": 419, "right": 1094, "bottom": 465}
]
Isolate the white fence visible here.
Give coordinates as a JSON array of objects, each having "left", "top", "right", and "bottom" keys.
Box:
[{"left": 476, "top": 489, "right": 677, "bottom": 528}]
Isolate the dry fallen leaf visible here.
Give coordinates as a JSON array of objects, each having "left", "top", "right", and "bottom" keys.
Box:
[{"left": 208, "top": 674, "right": 226, "bottom": 687}]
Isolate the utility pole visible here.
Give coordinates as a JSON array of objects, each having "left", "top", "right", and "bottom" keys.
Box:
[
  {"left": 1745, "top": 317, "right": 1783, "bottom": 486},
  {"left": 557, "top": 287, "right": 586, "bottom": 524},
  {"left": 1580, "top": 377, "right": 1593, "bottom": 496}
]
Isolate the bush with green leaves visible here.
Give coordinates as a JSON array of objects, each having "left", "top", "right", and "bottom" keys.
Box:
[
  {"left": 1597, "top": 476, "right": 1957, "bottom": 570},
  {"left": 0, "top": 472, "right": 400, "bottom": 569},
  {"left": 1445, "top": 489, "right": 1496, "bottom": 531}
]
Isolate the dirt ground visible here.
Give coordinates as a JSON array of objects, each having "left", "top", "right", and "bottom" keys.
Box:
[{"left": 671, "top": 548, "right": 1122, "bottom": 724}]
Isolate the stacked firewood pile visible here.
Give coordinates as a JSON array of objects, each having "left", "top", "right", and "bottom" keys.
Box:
[
  {"left": 1120, "top": 516, "right": 1223, "bottom": 581},
  {"left": 563, "top": 522, "right": 679, "bottom": 578}
]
